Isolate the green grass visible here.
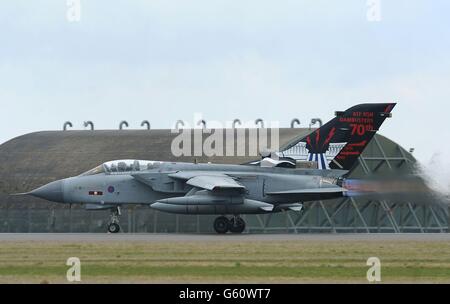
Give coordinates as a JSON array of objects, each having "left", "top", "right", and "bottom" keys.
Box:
[
  {"left": 1, "top": 239, "right": 450, "bottom": 283},
  {"left": 2, "top": 265, "right": 450, "bottom": 279}
]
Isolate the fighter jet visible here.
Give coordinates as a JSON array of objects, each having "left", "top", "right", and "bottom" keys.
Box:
[{"left": 19, "top": 103, "right": 395, "bottom": 233}]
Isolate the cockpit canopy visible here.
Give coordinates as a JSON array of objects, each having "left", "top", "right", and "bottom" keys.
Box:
[{"left": 81, "top": 160, "right": 162, "bottom": 176}]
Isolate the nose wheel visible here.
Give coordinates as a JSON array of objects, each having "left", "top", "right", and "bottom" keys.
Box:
[
  {"left": 107, "top": 207, "right": 121, "bottom": 233},
  {"left": 108, "top": 222, "right": 120, "bottom": 233},
  {"left": 213, "top": 216, "right": 246, "bottom": 234}
]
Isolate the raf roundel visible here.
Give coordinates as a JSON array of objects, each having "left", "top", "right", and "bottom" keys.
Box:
[{"left": 107, "top": 186, "right": 115, "bottom": 193}]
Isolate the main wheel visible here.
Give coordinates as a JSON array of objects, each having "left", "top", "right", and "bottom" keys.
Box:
[
  {"left": 108, "top": 223, "right": 121, "bottom": 233},
  {"left": 213, "top": 216, "right": 230, "bottom": 234},
  {"left": 229, "top": 217, "right": 246, "bottom": 233}
]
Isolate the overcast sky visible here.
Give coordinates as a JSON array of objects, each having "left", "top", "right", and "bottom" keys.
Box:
[{"left": 1, "top": 1, "right": 449, "bottom": 165}]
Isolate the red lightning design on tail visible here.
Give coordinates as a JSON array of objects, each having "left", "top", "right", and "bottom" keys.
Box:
[
  {"left": 322, "top": 127, "right": 336, "bottom": 148},
  {"left": 315, "top": 130, "right": 320, "bottom": 149}
]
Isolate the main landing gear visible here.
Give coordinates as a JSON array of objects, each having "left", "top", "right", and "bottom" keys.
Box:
[
  {"left": 213, "top": 215, "right": 246, "bottom": 234},
  {"left": 107, "top": 207, "right": 121, "bottom": 233}
]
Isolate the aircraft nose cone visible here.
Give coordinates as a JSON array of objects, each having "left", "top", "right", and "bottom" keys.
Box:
[{"left": 30, "top": 180, "right": 65, "bottom": 203}]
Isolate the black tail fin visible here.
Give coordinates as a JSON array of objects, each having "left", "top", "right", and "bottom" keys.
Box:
[{"left": 280, "top": 103, "right": 396, "bottom": 170}]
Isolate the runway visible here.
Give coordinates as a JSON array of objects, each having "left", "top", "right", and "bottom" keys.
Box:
[{"left": 0, "top": 233, "right": 449, "bottom": 242}]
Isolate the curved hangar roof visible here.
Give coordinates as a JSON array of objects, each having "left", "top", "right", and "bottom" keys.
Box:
[{"left": 0, "top": 129, "right": 415, "bottom": 208}]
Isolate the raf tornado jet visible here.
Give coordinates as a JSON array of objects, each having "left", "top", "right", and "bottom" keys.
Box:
[{"left": 19, "top": 103, "right": 395, "bottom": 233}]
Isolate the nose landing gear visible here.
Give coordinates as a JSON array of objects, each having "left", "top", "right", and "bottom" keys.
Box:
[
  {"left": 107, "top": 207, "right": 121, "bottom": 233},
  {"left": 213, "top": 215, "right": 246, "bottom": 234}
]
